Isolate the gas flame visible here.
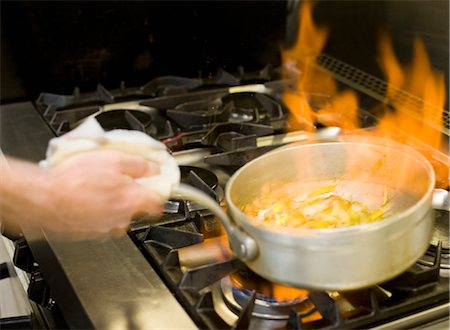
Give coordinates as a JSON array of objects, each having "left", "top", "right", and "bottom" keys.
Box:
[
  {"left": 282, "top": 0, "right": 360, "bottom": 132},
  {"left": 376, "top": 32, "right": 446, "bottom": 149},
  {"left": 229, "top": 270, "right": 322, "bottom": 323},
  {"left": 282, "top": 0, "right": 449, "bottom": 188},
  {"left": 375, "top": 33, "right": 448, "bottom": 187},
  {"left": 270, "top": 283, "right": 308, "bottom": 302},
  {"left": 281, "top": 0, "right": 329, "bottom": 132},
  {"left": 229, "top": 270, "right": 309, "bottom": 302}
]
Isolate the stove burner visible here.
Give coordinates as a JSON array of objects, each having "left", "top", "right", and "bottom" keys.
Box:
[
  {"left": 220, "top": 269, "right": 310, "bottom": 320},
  {"left": 229, "top": 269, "right": 309, "bottom": 303},
  {"left": 221, "top": 92, "right": 287, "bottom": 127},
  {"left": 166, "top": 98, "right": 224, "bottom": 130},
  {"left": 180, "top": 166, "right": 218, "bottom": 190},
  {"left": 166, "top": 92, "right": 288, "bottom": 131},
  {"left": 95, "top": 110, "right": 156, "bottom": 134}
]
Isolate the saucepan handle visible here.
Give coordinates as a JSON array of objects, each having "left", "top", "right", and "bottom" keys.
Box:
[
  {"left": 174, "top": 184, "right": 259, "bottom": 261},
  {"left": 432, "top": 189, "right": 450, "bottom": 211}
]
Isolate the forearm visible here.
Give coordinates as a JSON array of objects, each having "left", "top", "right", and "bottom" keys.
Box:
[{"left": 0, "top": 156, "right": 53, "bottom": 228}]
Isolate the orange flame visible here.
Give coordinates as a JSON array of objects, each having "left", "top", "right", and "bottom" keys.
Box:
[
  {"left": 376, "top": 33, "right": 446, "bottom": 148},
  {"left": 284, "top": 0, "right": 328, "bottom": 60},
  {"left": 282, "top": 0, "right": 360, "bottom": 132},
  {"left": 271, "top": 283, "right": 308, "bottom": 302},
  {"left": 229, "top": 270, "right": 323, "bottom": 323},
  {"left": 229, "top": 270, "right": 309, "bottom": 302},
  {"left": 375, "top": 33, "right": 448, "bottom": 187},
  {"left": 281, "top": 0, "right": 329, "bottom": 132},
  {"left": 281, "top": 1, "right": 448, "bottom": 188}
]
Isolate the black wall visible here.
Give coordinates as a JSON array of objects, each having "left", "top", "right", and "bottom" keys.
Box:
[
  {"left": 1, "top": 0, "right": 448, "bottom": 106},
  {"left": 1, "top": 1, "right": 287, "bottom": 101}
]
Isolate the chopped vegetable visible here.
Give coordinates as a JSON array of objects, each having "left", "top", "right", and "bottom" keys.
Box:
[{"left": 243, "top": 183, "right": 390, "bottom": 229}]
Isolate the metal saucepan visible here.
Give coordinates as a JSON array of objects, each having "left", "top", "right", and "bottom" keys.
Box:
[{"left": 175, "top": 138, "right": 446, "bottom": 290}]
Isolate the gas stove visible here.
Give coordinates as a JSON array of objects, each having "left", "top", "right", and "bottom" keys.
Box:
[
  {"left": 28, "top": 62, "right": 450, "bottom": 329},
  {"left": 35, "top": 67, "right": 307, "bottom": 168}
]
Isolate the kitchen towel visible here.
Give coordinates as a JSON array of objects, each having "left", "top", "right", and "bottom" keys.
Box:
[{"left": 39, "top": 117, "right": 180, "bottom": 200}]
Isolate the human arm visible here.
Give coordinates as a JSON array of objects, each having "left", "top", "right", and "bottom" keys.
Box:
[{"left": 0, "top": 150, "right": 164, "bottom": 234}]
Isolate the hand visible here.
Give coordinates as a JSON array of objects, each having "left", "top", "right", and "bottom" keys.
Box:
[{"left": 1, "top": 151, "right": 164, "bottom": 236}]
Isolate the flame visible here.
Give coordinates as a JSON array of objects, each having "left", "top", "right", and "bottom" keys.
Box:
[
  {"left": 281, "top": 0, "right": 328, "bottom": 132},
  {"left": 281, "top": 1, "right": 448, "bottom": 188},
  {"left": 375, "top": 33, "right": 448, "bottom": 187},
  {"left": 284, "top": 0, "right": 328, "bottom": 60},
  {"left": 376, "top": 33, "right": 446, "bottom": 148},
  {"left": 229, "top": 270, "right": 308, "bottom": 302},
  {"left": 229, "top": 270, "right": 323, "bottom": 323},
  {"left": 282, "top": 0, "right": 360, "bottom": 132},
  {"left": 316, "top": 90, "right": 359, "bottom": 130},
  {"left": 271, "top": 283, "right": 308, "bottom": 302}
]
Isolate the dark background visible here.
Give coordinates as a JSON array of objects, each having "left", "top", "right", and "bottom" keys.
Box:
[{"left": 1, "top": 0, "right": 449, "bottom": 106}]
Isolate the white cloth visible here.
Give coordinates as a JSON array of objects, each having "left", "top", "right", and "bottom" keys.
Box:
[{"left": 39, "top": 117, "right": 180, "bottom": 200}]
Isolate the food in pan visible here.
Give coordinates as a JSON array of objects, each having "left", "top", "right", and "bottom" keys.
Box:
[{"left": 242, "top": 182, "right": 390, "bottom": 229}]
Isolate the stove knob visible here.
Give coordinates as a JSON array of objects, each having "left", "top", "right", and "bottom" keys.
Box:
[
  {"left": 13, "top": 238, "right": 39, "bottom": 273},
  {"left": 28, "top": 270, "right": 53, "bottom": 308}
]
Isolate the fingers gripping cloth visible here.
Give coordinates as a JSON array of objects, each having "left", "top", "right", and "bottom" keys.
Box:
[{"left": 39, "top": 117, "right": 180, "bottom": 200}]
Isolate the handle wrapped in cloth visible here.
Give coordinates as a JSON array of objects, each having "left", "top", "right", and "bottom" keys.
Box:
[{"left": 39, "top": 117, "right": 180, "bottom": 200}]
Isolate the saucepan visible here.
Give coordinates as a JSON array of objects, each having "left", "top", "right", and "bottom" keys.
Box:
[{"left": 175, "top": 137, "right": 447, "bottom": 290}]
